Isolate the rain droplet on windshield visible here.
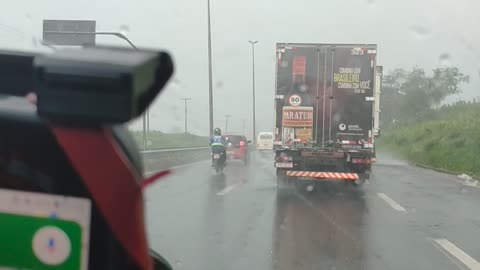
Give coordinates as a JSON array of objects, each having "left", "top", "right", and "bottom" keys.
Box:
[
  {"left": 410, "top": 25, "right": 431, "bottom": 40},
  {"left": 171, "top": 77, "right": 181, "bottom": 88},
  {"left": 306, "top": 185, "right": 314, "bottom": 192},
  {"left": 175, "top": 259, "right": 183, "bottom": 267},
  {"left": 119, "top": 25, "right": 130, "bottom": 36},
  {"left": 438, "top": 53, "right": 451, "bottom": 66},
  {"left": 25, "top": 13, "right": 32, "bottom": 23},
  {"left": 31, "top": 37, "right": 38, "bottom": 48},
  {"left": 366, "top": 0, "right": 376, "bottom": 8},
  {"left": 333, "top": 113, "right": 341, "bottom": 122},
  {"left": 172, "top": 105, "right": 181, "bottom": 121},
  {"left": 459, "top": 37, "right": 474, "bottom": 51}
]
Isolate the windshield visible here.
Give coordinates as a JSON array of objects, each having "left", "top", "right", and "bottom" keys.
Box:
[
  {"left": 259, "top": 134, "right": 272, "bottom": 140},
  {"left": 3, "top": 1, "right": 480, "bottom": 270}
]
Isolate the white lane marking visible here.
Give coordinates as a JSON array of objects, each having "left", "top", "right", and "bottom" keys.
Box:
[
  {"left": 377, "top": 193, "right": 407, "bottom": 212},
  {"left": 433, "top": 238, "right": 480, "bottom": 270},
  {"left": 216, "top": 183, "right": 240, "bottom": 196}
]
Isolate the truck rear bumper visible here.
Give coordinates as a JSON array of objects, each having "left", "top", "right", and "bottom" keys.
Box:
[{"left": 285, "top": 170, "right": 362, "bottom": 180}]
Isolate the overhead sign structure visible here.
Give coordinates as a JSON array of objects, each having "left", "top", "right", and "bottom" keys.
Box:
[{"left": 43, "top": 20, "right": 96, "bottom": 46}]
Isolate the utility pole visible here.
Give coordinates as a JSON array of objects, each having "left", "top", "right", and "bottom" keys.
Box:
[
  {"left": 181, "top": 98, "right": 192, "bottom": 133},
  {"left": 225, "top": 114, "right": 232, "bottom": 133},
  {"left": 146, "top": 108, "right": 150, "bottom": 134},
  {"left": 248, "top": 40, "right": 258, "bottom": 145},
  {"left": 207, "top": 0, "right": 214, "bottom": 135}
]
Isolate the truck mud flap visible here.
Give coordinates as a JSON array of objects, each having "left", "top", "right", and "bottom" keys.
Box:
[{"left": 285, "top": 171, "right": 359, "bottom": 180}]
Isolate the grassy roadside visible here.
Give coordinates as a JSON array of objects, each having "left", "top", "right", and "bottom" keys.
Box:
[
  {"left": 377, "top": 103, "right": 480, "bottom": 178},
  {"left": 130, "top": 131, "right": 209, "bottom": 149}
]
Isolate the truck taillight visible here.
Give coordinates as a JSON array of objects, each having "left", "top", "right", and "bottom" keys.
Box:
[
  {"left": 275, "top": 155, "right": 292, "bottom": 162},
  {"left": 352, "top": 158, "right": 371, "bottom": 164}
]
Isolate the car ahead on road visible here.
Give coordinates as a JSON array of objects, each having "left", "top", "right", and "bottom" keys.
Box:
[{"left": 224, "top": 134, "right": 251, "bottom": 165}]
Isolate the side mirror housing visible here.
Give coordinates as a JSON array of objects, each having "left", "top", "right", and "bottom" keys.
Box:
[{"left": 34, "top": 46, "right": 174, "bottom": 124}]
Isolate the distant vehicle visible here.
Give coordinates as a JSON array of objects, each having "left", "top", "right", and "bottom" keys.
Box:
[
  {"left": 224, "top": 134, "right": 251, "bottom": 165},
  {"left": 273, "top": 43, "right": 379, "bottom": 188},
  {"left": 257, "top": 132, "right": 274, "bottom": 150}
]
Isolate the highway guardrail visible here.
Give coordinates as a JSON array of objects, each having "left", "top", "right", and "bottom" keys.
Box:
[{"left": 140, "top": 147, "right": 211, "bottom": 173}]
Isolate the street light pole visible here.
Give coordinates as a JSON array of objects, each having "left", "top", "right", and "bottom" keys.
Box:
[
  {"left": 146, "top": 108, "right": 150, "bottom": 133},
  {"left": 42, "top": 31, "right": 137, "bottom": 49},
  {"left": 225, "top": 114, "right": 232, "bottom": 133},
  {"left": 248, "top": 40, "right": 258, "bottom": 145},
  {"left": 181, "top": 98, "right": 192, "bottom": 133},
  {"left": 207, "top": 0, "right": 214, "bottom": 136}
]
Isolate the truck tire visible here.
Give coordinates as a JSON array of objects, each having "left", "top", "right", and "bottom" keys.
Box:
[
  {"left": 295, "top": 179, "right": 315, "bottom": 193},
  {"left": 353, "top": 179, "right": 364, "bottom": 186}
]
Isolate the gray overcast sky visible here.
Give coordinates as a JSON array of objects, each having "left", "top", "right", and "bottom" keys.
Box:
[{"left": 1, "top": 0, "right": 479, "bottom": 137}]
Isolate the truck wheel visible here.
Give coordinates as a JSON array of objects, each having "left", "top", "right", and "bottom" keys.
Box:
[
  {"left": 353, "top": 178, "right": 365, "bottom": 187},
  {"left": 343, "top": 180, "right": 353, "bottom": 187},
  {"left": 295, "top": 179, "right": 315, "bottom": 193}
]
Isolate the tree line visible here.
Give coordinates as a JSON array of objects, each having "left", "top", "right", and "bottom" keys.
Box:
[{"left": 380, "top": 66, "right": 469, "bottom": 127}]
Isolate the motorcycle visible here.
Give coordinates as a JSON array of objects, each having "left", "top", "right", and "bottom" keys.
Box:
[{"left": 212, "top": 152, "right": 225, "bottom": 174}]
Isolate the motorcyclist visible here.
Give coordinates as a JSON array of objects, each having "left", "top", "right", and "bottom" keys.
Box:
[{"left": 210, "top": 128, "right": 226, "bottom": 166}]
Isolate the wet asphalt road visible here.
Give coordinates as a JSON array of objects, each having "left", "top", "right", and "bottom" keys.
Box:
[{"left": 145, "top": 151, "right": 480, "bottom": 270}]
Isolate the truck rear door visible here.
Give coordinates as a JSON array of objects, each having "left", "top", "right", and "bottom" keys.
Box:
[
  {"left": 275, "top": 44, "right": 319, "bottom": 147},
  {"left": 329, "top": 45, "right": 377, "bottom": 149},
  {"left": 275, "top": 43, "right": 377, "bottom": 149}
]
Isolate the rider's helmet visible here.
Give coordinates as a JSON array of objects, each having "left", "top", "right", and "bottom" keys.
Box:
[{"left": 214, "top": 128, "right": 222, "bottom": 136}]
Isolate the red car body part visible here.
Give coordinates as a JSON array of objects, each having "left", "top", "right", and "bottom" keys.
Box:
[
  {"left": 51, "top": 126, "right": 152, "bottom": 270},
  {"left": 142, "top": 170, "right": 171, "bottom": 190}
]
